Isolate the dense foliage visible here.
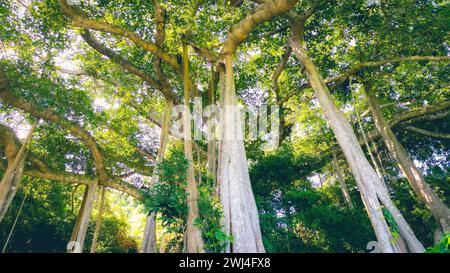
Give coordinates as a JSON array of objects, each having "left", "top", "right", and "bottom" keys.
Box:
[{"left": 0, "top": 0, "right": 449, "bottom": 253}]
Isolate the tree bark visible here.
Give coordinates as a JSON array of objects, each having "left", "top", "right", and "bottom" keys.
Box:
[
  {"left": 67, "top": 182, "right": 98, "bottom": 253},
  {"left": 404, "top": 126, "right": 450, "bottom": 139},
  {"left": 352, "top": 86, "right": 385, "bottom": 182},
  {"left": 218, "top": 54, "right": 265, "bottom": 253},
  {"left": 289, "top": 24, "right": 423, "bottom": 252},
  {"left": 365, "top": 86, "right": 450, "bottom": 236},
  {"left": 141, "top": 212, "right": 157, "bottom": 253},
  {"left": 352, "top": 88, "right": 416, "bottom": 252},
  {"left": 67, "top": 186, "right": 88, "bottom": 252},
  {"left": 207, "top": 64, "right": 218, "bottom": 186},
  {"left": 90, "top": 186, "right": 106, "bottom": 253},
  {"left": 331, "top": 153, "right": 354, "bottom": 209},
  {"left": 183, "top": 44, "right": 205, "bottom": 253},
  {"left": 0, "top": 121, "right": 38, "bottom": 222},
  {"left": 141, "top": 100, "right": 173, "bottom": 253}
]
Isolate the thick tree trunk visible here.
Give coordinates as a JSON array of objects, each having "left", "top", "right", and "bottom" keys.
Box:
[
  {"left": 90, "top": 186, "right": 106, "bottom": 253},
  {"left": 0, "top": 121, "right": 38, "bottom": 222},
  {"left": 218, "top": 54, "right": 265, "bottom": 253},
  {"left": 366, "top": 88, "right": 450, "bottom": 235},
  {"left": 67, "top": 182, "right": 98, "bottom": 253},
  {"left": 331, "top": 153, "right": 354, "bottom": 209},
  {"left": 289, "top": 33, "right": 424, "bottom": 252},
  {"left": 183, "top": 44, "right": 205, "bottom": 253},
  {"left": 141, "top": 100, "right": 173, "bottom": 253}
]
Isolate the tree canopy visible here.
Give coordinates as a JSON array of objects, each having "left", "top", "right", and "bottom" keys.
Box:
[{"left": 0, "top": 0, "right": 449, "bottom": 253}]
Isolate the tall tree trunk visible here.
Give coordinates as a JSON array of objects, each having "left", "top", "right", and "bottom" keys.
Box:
[
  {"left": 331, "top": 153, "right": 354, "bottom": 209},
  {"left": 207, "top": 64, "right": 218, "bottom": 186},
  {"left": 67, "top": 182, "right": 98, "bottom": 253},
  {"left": 0, "top": 121, "right": 38, "bottom": 222},
  {"left": 352, "top": 88, "right": 412, "bottom": 252},
  {"left": 183, "top": 44, "right": 205, "bottom": 253},
  {"left": 141, "top": 212, "right": 157, "bottom": 253},
  {"left": 371, "top": 141, "right": 388, "bottom": 179},
  {"left": 67, "top": 186, "right": 88, "bottom": 252},
  {"left": 90, "top": 186, "right": 106, "bottom": 253},
  {"left": 141, "top": 100, "right": 173, "bottom": 253},
  {"left": 365, "top": 86, "right": 450, "bottom": 235},
  {"left": 215, "top": 70, "right": 225, "bottom": 198},
  {"left": 352, "top": 87, "right": 385, "bottom": 182},
  {"left": 352, "top": 96, "right": 410, "bottom": 253},
  {"left": 218, "top": 54, "right": 265, "bottom": 253},
  {"left": 1, "top": 191, "right": 28, "bottom": 253},
  {"left": 289, "top": 29, "right": 424, "bottom": 252}
]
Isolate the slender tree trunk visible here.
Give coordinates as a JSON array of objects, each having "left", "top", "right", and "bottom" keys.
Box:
[
  {"left": 141, "top": 100, "right": 173, "bottom": 253},
  {"left": 183, "top": 44, "right": 205, "bottom": 253},
  {"left": 371, "top": 141, "right": 388, "bottom": 179},
  {"left": 352, "top": 87, "right": 385, "bottom": 182},
  {"left": 141, "top": 1, "right": 172, "bottom": 253},
  {"left": 332, "top": 153, "right": 354, "bottom": 209},
  {"left": 365, "top": 86, "right": 450, "bottom": 236},
  {"left": 90, "top": 186, "right": 106, "bottom": 253},
  {"left": 207, "top": 64, "right": 218, "bottom": 186},
  {"left": 215, "top": 70, "right": 225, "bottom": 198},
  {"left": 218, "top": 54, "right": 265, "bottom": 253},
  {"left": 67, "top": 182, "right": 98, "bottom": 253},
  {"left": 289, "top": 30, "right": 424, "bottom": 252},
  {"left": 0, "top": 121, "right": 38, "bottom": 222},
  {"left": 68, "top": 186, "right": 88, "bottom": 252},
  {"left": 434, "top": 227, "right": 444, "bottom": 244},
  {"left": 0, "top": 157, "right": 26, "bottom": 223},
  {"left": 352, "top": 89, "right": 414, "bottom": 252},
  {"left": 353, "top": 97, "right": 412, "bottom": 252},
  {"left": 141, "top": 212, "right": 157, "bottom": 253},
  {"left": 2, "top": 191, "right": 28, "bottom": 253}
]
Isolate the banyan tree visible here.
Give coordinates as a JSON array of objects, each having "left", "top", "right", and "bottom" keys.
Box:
[{"left": 0, "top": 0, "right": 449, "bottom": 253}]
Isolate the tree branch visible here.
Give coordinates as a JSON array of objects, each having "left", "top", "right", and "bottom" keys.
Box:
[
  {"left": 0, "top": 68, "right": 108, "bottom": 182},
  {"left": 58, "top": 0, "right": 179, "bottom": 70},
  {"left": 328, "top": 101, "right": 450, "bottom": 156},
  {"left": 81, "top": 30, "right": 178, "bottom": 103},
  {"left": 279, "top": 56, "right": 450, "bottom": 104},
  {"left": 0, "top": 124, "right": 143, "bottom": 200},
  {"left": 272, "top": 43, "right": 292, "bottom": 104},
  {"left": 327, "top": 56, "right": 450, "bottom": 85},
  {"left": 404, "top": 126, "right": 450, "bottom": 139},
  {"left": 221, "top": 0, "right": 299, "bottom": 55}
]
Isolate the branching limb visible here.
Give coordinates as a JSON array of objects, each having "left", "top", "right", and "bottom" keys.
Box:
[
  {"left": 0, "top": 68, "right": 108, "bottom": 182},
  {"left": 58, "top": 0, "right": 179, "bottom": 70},
  {"left": 404, "top": 126, "right": 450, "bottom": 139}
]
